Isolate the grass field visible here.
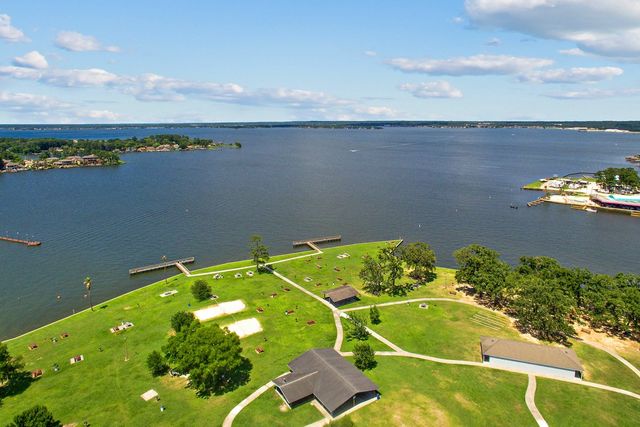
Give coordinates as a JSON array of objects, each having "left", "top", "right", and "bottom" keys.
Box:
[
  {"left": 365, "top": 301, "right": 523, "bottom": 361},
  {"left": 348, "top": 357, "right": 534, "bottom": 426},
  {"left": 536, "top": 378, "right": 640, "bottom": 427},
  {"left": 1, "top": 240, "right": 638, "bottom": 426},
  {"left": 571, "top": 341, "right": 640, "bottom": 394},
  {"left": 522, "top": 180, "right": 544, "bottom": 190},
  {"left": 0, "top": 265, "right": 335, "bottom": 426}
]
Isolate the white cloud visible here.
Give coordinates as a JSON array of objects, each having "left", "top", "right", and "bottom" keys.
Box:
[
  {"left": 352, "top": 106, "right": 398, "bottom": 117},
  {"left": 12, "top": 51, "right": 48, "bottom": 69},
  {"left": 0, "top": 91, "right": 72, "bottom": 111},
  {"left": 0, "top": 14, "right": 28, "bottom": 42},
  {"left": 519, "top": 66, "right": 623, "bottom": 84},
  {"left": 452, "top": 16, "right": 464, "bottom": 24},
  {"left": 55, "top": 31, "right": 120, "bottom": 52},
  {"left": 545, "top": 87, "right": 640, "bottom": 99},
  {"left": 399, "top": 81, "right": 463, "bottom": 98},
  {"left": 364, "top": 50, "right": 377, "bottom": 57},
  {"left": 387, "top": 54, "right": 552, "bottom": 75},
  {"left": 486, "top": 37, "right": 501, "bottom": 46},
  {"left": 42, "top": 68, "right": 121, "bottom": 87},
  {"left": 559, "top": 48, "right": 587, "bottom": 56},
  {"left": 76, "top": 109, "right": 121, "bottom": 121},
  {"left": 465, "top": 0, "right": 640, "bottom": 58}
]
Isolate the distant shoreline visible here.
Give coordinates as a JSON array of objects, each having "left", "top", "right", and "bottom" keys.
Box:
[{"left": 1, "top": 121, "right": 640, "bottom": 132}]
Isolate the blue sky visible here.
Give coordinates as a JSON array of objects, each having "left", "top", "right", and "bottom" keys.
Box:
[{"left": 0, "top": 0, "right": 639, "bottom": 123}]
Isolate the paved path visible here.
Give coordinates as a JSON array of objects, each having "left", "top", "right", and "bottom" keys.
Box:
[
  {"left": 581, "top": 340, "right": 640, "bottom": 379},
  {"left": 222, "top": 381, "right": 274, "bottom": 427},
  {"left": 525, "top": 375, "right": 549, "bottom": 427}
]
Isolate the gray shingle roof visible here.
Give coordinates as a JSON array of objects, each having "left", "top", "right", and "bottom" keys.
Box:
[
  {"left": 480, "top": 337, "right": 583, "bottom": 372},
  {"left": 273, "top": 348, "right": 378, "bottom": 413},
  {"left": 322, "top": 285, "right": 359, "bottom": 304}
]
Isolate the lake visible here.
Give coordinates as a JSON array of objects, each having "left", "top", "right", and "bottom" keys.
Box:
[{"left": 1, "top": 126, "right": 639, "bottom": 339}]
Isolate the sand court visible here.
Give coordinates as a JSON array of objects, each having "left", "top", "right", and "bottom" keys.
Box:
[
  {"left": 224, "top": 318, "right": 262, "bottom": 338},
  {"left": 193, "top": 300, "right": 246, "bottom": 321}
]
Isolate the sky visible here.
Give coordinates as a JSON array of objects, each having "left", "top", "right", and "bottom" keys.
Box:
[{"left": 0, "top": 0, "right": 639, "bottom": 123}]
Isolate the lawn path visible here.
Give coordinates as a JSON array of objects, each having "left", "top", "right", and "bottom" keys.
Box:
[
  {"left": 525, "top": 375, "right": 549, "bottom": 427},
  {"left": 579, "top": 339, "right": 640, "bottom": 380},
  {"left": 222, "top": 381, "right": 275, "bottom": 427}
]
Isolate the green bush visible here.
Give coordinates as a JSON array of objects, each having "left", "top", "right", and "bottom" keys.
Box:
[{"left": 191, "top": 279, "right": 212, "bottom": 301}]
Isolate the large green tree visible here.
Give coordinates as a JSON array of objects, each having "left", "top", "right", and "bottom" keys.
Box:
[
  {"left": 7, "top": 405, "right": 61, "bottom": 427},
  {"left": 359, "top": 255, "right": 385, "bottom": 295},
  {"left": 595, "top": 167, "right": 640, "bottom": 191},
  {"left": 163, "top": 323, "right": 251, "bottom": 395},
  {"left": 170, "top": 311, "right": 197, "bottom": 333},
  {"left": 512, "top": 275, "right": 575, "bottom": 342},
  {"left": 0, "top": 342, "right": 24, "bottom": 386},
  {"left": 453, "top": 244, "right": 511, "bottom": 306},
  {"left": 353, "top": 342, "right": 376, "bottom": 370},
  {"left": 398, "top": 242, "right": 437, "bottom": 283},
  {"left": 378, "top": 247, "right": 407, "bottom": 295},
  {"left": 249, "top": 235, "right": 270, "bottom": 271}
]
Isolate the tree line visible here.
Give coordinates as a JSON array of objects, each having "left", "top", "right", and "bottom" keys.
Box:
[
  {"left": 454, "top": 244, "right": 640, "bottom": 344},
  {"left": 0, "top": 134, "right": 240, "bottom": 163}
]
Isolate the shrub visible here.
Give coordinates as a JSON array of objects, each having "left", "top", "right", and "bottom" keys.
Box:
[
  {"left": 353, "top": 342, "right": 376, "bottom": 370},
  {"left": 191, "top": 279, "right": 212, "bottom": 301},
  {"left": 346, "top": 313, "right": 370, "bottom": 341},
  {"left": 369, "top": 305, "right": 381, "bottom": 324},
  {"left": 147, "top": 350, "right": 169, "bottom": 377},
  {"left": 8, "top": 405, "right": 61, "bottom": 427}
]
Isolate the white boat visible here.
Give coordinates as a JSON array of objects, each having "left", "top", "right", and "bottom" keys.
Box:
[{"left": 585, "top": 207, "right": 597, "bottom": 213}]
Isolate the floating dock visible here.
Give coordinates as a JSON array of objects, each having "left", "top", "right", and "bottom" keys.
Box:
[
  {"left": 129, "top": 257, "right": 195, "bottom": 275},
  {"left": 527, "top": 197, "right": 547, "bottom": 207},
  {"left": 292, "top": 235, "right": 342, "bottom": 247},
  {"left": 0, "top": 236, "right": 41, "bottom": 246}
]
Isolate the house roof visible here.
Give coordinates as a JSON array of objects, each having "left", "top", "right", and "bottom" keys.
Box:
[
  {"left": 322, "top": 285, "right": 359, "bottom": 303},
  {"left": 480, "top": 337, "right": 583, "bottom": 372},
  {"left": 273, "top": 348, "right": 378, "bottom": 413}
]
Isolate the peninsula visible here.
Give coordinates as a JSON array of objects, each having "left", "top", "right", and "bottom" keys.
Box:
[{"left": 0, "top": 134, "right": 241, "bottom": 174}]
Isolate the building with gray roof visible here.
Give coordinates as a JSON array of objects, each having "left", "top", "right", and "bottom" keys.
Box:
[
  {"left": 322, "top": 285, "right": 359, "bottom": 306},
  {"left": 481, "top": 337, "right": 584, "bottom": 379},
  {"left": 273, "top": 348, "right": 379, "bottom": 416}
]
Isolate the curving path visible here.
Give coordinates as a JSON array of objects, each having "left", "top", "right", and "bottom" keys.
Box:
[
  {"left": 525, "top": 375, "right": 549, "bottom": 427},
  {"left": 222, "top": 261, "right": 640, "bottom": 426}
]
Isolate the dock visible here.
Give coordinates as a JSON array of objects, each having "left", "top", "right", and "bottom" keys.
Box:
[
  {"left": 129, "top": 257, "right": 195, "bottom": 275},
  {"left": 527, "top": 196, "right": 547, "bottom": 207},
  {"left": 292, "top": 235, "right": 342, "bottom": 247},
  {"left": 0, "top": 236, "right": 41, "bottom": 246}
]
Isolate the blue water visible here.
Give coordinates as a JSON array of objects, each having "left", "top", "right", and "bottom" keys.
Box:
[{"left": 1, "top": 127, "right": 640, "bottom": 339}]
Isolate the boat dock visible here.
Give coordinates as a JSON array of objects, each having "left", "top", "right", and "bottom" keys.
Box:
[
  {"left": 527, "top": 196, "right": 547, "bottom": 207},
  {"left": 0, "top": 236, "right": 41, "bottom": 246},
  {"left": 129, "top": 257, "right": 195, "bottom": 275},
  {"left": 292, "top": 235, "right": 342, "bottom": 247}
]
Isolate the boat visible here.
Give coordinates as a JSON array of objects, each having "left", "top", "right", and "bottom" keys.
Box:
[{"left": 585, "top": 207, "right": 597, "bottom": 213}]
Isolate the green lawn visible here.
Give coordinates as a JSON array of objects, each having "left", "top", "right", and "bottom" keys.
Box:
[
  {"left": 233, "top": 388, "right": 324, "bottom": 426},
  {"left": 0, "top": 270, "right": 335, "bottom": 426},
  {"left": 522, "top": 180, "right": 544, "bottom": 190},
  {"left": 365, "top": 301, "right": 523, "bottom": 361},
  {"left": 349, "top": 357, "right": 534, "bottom": 427},
  {"left": 572, "top": 341, "right": 640, "bottom": 394},
  {"left": 273, "top": 241, "right": 462, "bottom": 307},
  {"left": 536, "top": 378, "right": 640, "bottom": 427}
]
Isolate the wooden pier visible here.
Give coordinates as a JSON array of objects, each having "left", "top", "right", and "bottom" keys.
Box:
[
  {"left": 292, "top": 235, "right": 342, "bottom": 247},
  {"left": 129, "top": 257, "right": 195, "bottom": 275},
  {"left": 0, "top": 236, "right": 41, "bottom": 246},
  {"left": 527, "top": 197, "right": 547, "bottom": 207}
]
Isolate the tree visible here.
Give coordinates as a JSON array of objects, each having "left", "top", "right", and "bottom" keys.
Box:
[
  {"left": 453, "top": 244, "right": 511, "bottom": 306},
  {"left": 7, "top": 405, "right": 61, "bottom": 427},
  {"left": 346, "top": 313, "right": 370, "bottom": 341},
  {"left": 378, "top": 247, "right": 407, "bottom": 295},
  {"left": 595, "top": 167, "right": 640, "bottom": 191},
  {"left": 171, "top": 311, "right": 197, "bottom": 333},
  {"left": 163, "top": 323, "right": 252, "bottom": 395},
  {"left": 191, "top": 279, "right": 212, "bottom": 301},
  {"left": 369, "top": 305, "right": 381, "bottom": 324},
  {"left": 147, "top": 350, "right": 169, "bottom": 377},
  {"left": 83, "top": 276, "right": 93, "bottom": 311},
  {"left": 353, "top": 342, "right": 376, "bottom": 370},
  {"left": 512, "top": 275, "right": 575, "bottom": 343},
  {"left": 249, "top": 235, "right": 270, "bottom": 270},
  {"left": 359, "top": 255, "right": 385, "bottom": 295},
  {"left": 398, "top": 242, "right": 437, "bottom": 283},
  {"left": 0, "top": 342, "right": 24, "bottom": 386}
]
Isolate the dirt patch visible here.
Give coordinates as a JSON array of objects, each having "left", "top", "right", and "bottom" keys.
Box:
[{"left": 576, "top": 327, "right": 640, "bottom": 360}]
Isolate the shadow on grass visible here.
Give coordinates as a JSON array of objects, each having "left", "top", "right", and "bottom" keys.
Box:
[{"left": 0, "top": 372, "right": 34, "bottom": 406}]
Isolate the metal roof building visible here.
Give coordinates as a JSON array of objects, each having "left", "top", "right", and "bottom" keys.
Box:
[
  {"left": 481, "top": 337, "right": 584, "bottom": 379},
  {"left": 322, "top": 285, "right": 359, "bottom": 306},
  {"left": 273, "top": 348, "right": 379, "bottom": 416}
]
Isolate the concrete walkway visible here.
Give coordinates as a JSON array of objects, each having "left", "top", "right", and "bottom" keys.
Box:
[
  {"left": 525, "top": 375, "right": 549, "bottom": 427},
  {"left": 222, "top": 381, "right": 274, "bottom": 427}
]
